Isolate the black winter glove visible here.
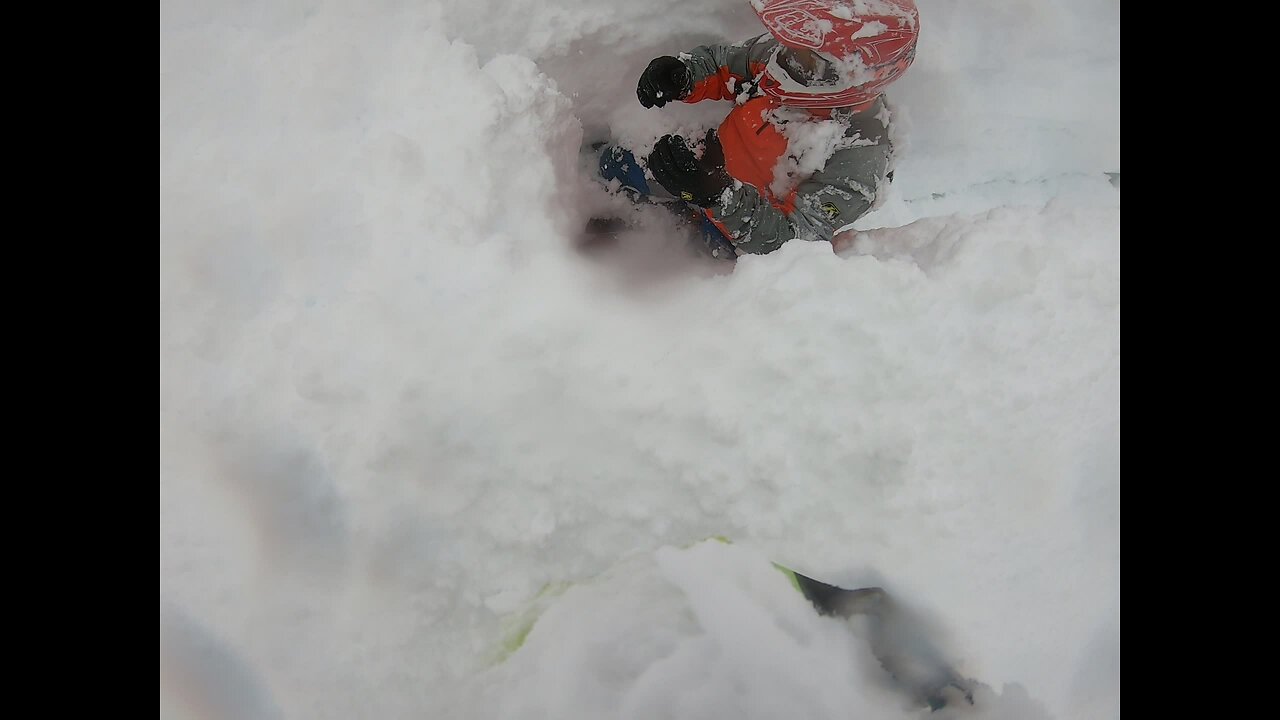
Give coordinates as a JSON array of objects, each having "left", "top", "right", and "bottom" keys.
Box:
[
  {"left": 636, "top": 56, "right": 691, "bottom": 108},
  {"left": 647, "top": 132, "right": 734, "bottom": 207}
]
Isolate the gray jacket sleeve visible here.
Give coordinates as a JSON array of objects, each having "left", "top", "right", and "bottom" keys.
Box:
[
  {"left": 678, "top": 35, "right": 778, "bottom": 102},
  {"left": 708, "top": 99, "right": 893, "bottom": 254}
]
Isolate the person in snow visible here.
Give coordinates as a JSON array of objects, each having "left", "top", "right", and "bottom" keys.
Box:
[{"left": 599, "top": 0, "right": 919, "bottom": 259}]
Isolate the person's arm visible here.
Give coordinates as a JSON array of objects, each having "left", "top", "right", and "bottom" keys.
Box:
[
  {"left": 637, "top": 35, "right": 775, "bottom": 108},
  {"left": 678, "top": 34, "right": 776, "bottom": 103},
  {"left": 709, "top": 139, "right": 891, "bottom": 254}
]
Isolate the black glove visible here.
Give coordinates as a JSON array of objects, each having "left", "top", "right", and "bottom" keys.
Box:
[
  {"left": 647, "top": 132, "right": 734, "bottom": 207},
  {"left": 636, "top": 56, "right": 691, "bottom": 108}
]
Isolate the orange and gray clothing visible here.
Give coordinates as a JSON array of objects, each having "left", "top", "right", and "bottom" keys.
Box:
[{"left": 674, "top": 36, "right": 895, "bottom": 254}]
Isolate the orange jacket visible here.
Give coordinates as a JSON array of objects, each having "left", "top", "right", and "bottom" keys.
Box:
[{"left": 676, "top": 35, "right": 895, "bottom": 253}]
